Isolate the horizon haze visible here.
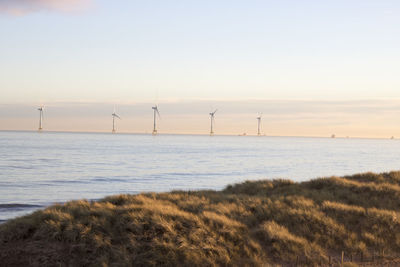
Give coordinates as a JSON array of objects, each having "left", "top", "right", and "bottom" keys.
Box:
[{"left": 1, "top": 98, "right": 399, "bottom": 138}]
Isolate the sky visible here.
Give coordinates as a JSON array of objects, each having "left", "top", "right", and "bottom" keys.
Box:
[{"left": 0, "top": 0, "right": 399, "bottom": 136}]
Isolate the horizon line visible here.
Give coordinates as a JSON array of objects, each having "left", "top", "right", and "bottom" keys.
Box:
[{"left": 0, "top": 129, "right": 397, "bottom": 141}]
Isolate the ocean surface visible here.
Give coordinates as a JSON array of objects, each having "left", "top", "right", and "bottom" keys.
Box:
[{"left": 1, "top": 131, "right": 400, "bottom": 221}]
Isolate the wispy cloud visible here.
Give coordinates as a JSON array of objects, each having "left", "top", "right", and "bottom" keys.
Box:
[{"left": 0, "top": 0, "right": 92, "bottom": 16}]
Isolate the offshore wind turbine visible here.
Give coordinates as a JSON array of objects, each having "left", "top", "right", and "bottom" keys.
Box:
[
  {"left": 209, "top": 109, "right": 217, "bottom": 135},
  {"left": 37, "top": 106, "right": 44, "bottom": 131},
  {"left": 257, "top": 113, "right": 262, "bottom": 136},
  {"left": 111, "top": 107, "right": 121, "bottom": 133},
  {"left": 152, "top": 105, "right": 160, "bottom": 135}
]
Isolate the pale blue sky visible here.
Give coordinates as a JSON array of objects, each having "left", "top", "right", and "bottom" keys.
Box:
[
  {"left": 0, "top": 1, "right": 400, "bottom": 136},
  {"left": 1, "top": 0, "right": 399, "bottom": 103}
]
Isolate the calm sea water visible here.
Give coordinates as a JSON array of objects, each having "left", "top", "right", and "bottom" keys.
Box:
[{"left": 1, "top": 131, "right": 399, "bottom": 221}]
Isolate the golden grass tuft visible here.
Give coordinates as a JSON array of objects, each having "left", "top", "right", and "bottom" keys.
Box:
[{"left": 2, "top": 171, "right": 400, "bottom": 266}]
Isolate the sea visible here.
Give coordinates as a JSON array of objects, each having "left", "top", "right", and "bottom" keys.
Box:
[{"left": 1, "top": 130, "right": 400, "bottom": 221}]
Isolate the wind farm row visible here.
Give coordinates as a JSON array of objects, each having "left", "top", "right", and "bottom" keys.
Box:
[{"left": 36, "top": 105, "right": 265, "bottom": 136}]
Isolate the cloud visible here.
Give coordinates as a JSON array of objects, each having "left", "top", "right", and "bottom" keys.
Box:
[{"left": 0, "top": 0, "right": 91, "bottom": 16}]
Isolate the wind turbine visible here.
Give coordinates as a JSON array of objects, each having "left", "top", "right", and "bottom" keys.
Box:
[
  {"left": 257, "top": 113, "right": 262, "bottom": 136},
  {"left": 111, "top": 107, "right": 121, "bottom": 133},
  {"left": 209, "top": 109, "right": 217, "bottom": 135},
  {"left": 38, "top": 106, "right": 44, "bottom": 131},
  {"left": 152, "top": 105, "right": 160, "bottom": 135}
]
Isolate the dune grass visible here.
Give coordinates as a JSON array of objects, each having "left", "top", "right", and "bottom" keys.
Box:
[{"left": 2, "top": 171, "right": 400, "bottom": 266}]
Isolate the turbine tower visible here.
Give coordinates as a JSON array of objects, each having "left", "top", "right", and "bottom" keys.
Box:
[
  {"left": 257, "top": 113, "right": 262, "bottom": 136},
  {"left": 209, "top": 109, "right": 217, "bottom": 135},
  {"left": 38, "top": 106, "right": 44, "bottom": 131},
  {"left": 111, "top": 107, "right": 121, "bottom": 133},
  {"left": 152, "top": 105, "right": 160, "bottom": 135}
]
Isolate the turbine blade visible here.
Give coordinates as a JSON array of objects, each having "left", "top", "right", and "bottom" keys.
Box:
[
  {"left": 213, "top": 109, "right": 218, "bottom": 114},
  {"left": 112, "top": 113, "right": 121, "bottom": 119}
]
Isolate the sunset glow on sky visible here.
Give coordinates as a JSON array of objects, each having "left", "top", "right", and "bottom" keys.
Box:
[{"left": 0, "top": 0, "right": 399, "bottom": 137}]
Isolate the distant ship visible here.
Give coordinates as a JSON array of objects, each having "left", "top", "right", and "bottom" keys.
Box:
[{"left": 331, "top": 134, "right": 336, "bottom": 138}]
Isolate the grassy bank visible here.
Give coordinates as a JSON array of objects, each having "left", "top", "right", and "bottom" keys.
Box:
[{"left": 2, "top": 171, "right": 400, "bottom": 266}]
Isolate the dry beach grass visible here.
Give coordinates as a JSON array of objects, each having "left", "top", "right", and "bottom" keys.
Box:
[{"left": 2, "top": 171, "right": 400, "bottom": 266}]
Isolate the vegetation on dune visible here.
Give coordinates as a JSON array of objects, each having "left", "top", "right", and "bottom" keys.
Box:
[{"left": 2, "top": 171, "right": 400, "bottom": 266}]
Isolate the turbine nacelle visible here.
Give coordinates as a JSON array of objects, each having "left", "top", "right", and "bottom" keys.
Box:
[
  {"left": 112, "top": 113, "right": 121, "bottom": 119},
  {"left": 209, "top": 109, "right": 217, "bottom": 117}
]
